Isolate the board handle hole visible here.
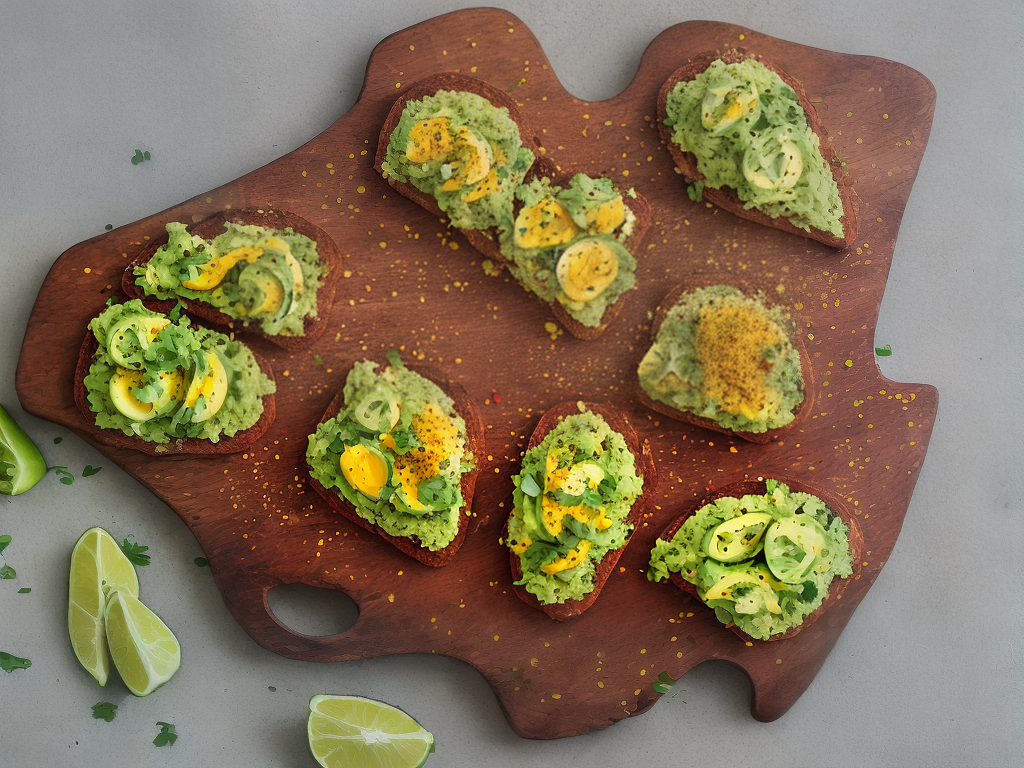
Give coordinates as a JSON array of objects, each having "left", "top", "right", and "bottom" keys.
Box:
[{"left": 266, "top": 583, "right": 359, "bottom": 637}]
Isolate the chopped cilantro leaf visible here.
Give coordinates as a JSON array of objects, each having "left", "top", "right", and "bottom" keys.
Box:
[
  {"left": 0, "top": 535, "right": 9, "bottom": 554},
  {"left": 50, "top": 466, "right": 74, "bottom": 485},
  {"left": 194, "top": 557, "right": 208, "bottom": 567},
  {"left": 120, "top": 538, "right": 150, "bottom": 566},
  {"left": 18, "top": 587, "right": 30, "bottom": 594},
  {"left": 875, "top": 345, "right": 892, "bottom": 356},
  {"left": 313, "top": 354, "right": 324, "bottom": 367},
  {"left": 82, "top": 465, "right": 102, "bottom": 477},
  {"left": 686, "top": 181, "right": 705, "bottom": 202},
  {"left": 0, "top": 565, "right": 15, "bottom": 580},
  {"left": 153, "top": 722, "right": 177, "bottom": 747},
  {"left": 385, "top": 349, "right": 404, "bottom": 369},
  {"left": 0, "top": 651, "right": 31, "bottom": 672},
  {"left": 92, "top": 702, "right": 117, "bottom": 722}
]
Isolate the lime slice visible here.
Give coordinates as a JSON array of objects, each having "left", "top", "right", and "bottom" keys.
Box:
[
  {"left": 104, "top": 589, "right": 180, "bottom": 696},
  {"left": 67, "top": 527, "right": 140, "bottom": 685},
  {"left": 307, "top": 695, "right": 435, "bottom": 768}
]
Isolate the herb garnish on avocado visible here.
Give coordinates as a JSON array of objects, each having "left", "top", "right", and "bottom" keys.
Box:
[
  {"left": 136, "top": 221, "right": 326, "bottom": 337},
  {"left": 506, "top": 411, "right": 643, "bottom": 605},
  {"left": 306, "top": 357, "right": 475, "bottom": 552},
  {"left": 648, "top": 479, "right": 853, "bottom": 640},
  {"left": 83, "top": 299, "right": 275, "bottom": 443},
  {"left": 664, "top": 58, "right": 845, "bottom": 237}
]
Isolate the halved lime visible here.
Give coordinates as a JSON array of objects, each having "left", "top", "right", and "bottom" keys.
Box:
[
  {"left": 67, "top": 527, "right": 140, "bottom": 685},
  {"left": 307, "top": 694, "right": 435, "bottom": 768},
  {"left": 104, "top": 589, "right": 180, "bottom": 696}
]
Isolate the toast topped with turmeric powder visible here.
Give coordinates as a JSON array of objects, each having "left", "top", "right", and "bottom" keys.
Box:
[{"left": 637, "top": 284, "right": 809, "bottom": 443}]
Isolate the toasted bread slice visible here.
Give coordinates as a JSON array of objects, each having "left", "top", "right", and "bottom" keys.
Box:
[
  {"left": 656, "top": 479, "right": 863, "bottom": 642},
  {"left": 508, "top": 401, "right": 657, "bottom": 620},
  {"left": 636, "top": 283, "right": 812, "bottom": 444},
  {"left": 73, "top": 326, "right": 276, "bottom": 456},
  {"left": 375, "top": 73, "right": 543, "bottom": 263},
  {"left": 657, "top": 49, "right": 857, "bottom": 248},
  {"left": 376, "top": 77, "right": 651, "bottom": 339},
  {"left": 305, "top": 363, "right": 486, "bottom": 567},
  {"left": 122, "top": 208, "right": 342, "bottom": 351},
  {"left": 510, "top": 157, "right": 653, "bottom": 341}
]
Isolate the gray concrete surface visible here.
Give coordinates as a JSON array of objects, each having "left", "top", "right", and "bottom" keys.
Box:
[{"left": 1, "top": 1, "right": 1021, "bottom": 766}]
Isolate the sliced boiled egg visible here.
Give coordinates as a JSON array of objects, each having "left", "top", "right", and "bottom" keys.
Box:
[
  {"left": 555, "top": 238, "right": 619, "bottom": 303},
  {"left": 584, "top": 196, "right": 626, "bottom": 234},
  {"left": 514, "top": 198, "right": 579, "bottom": 249},
  {"left": 339, "top": 444, "right": 392, "bottom": 500},
  {"left": 184, "top": 352, "right": 229, "bottom": 423},
  {"left": 406, "top": 117, "right": 453, "bottom": 163}
]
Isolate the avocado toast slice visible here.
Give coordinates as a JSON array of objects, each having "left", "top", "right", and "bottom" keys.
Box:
[
  {"left": 122, "top": 208, "right": 343, "bottom": 350},
  {"left": 658, "top": 49, "right": 857, "bottom": 248},
  {"left": 73, "top": 302, "right": 277, "bottom": 456},
  {"left": 505, "top": 401, "right": 656, "bottom": 620},
  {"left": 305, "top": 357, "right": 486, "bottom": 567},
  {"left": 649, "top": 478, "right": 863, "bottom": 642},
  {"left": 636, "top": 282, "right": 812, "bottom": 444},
  {"left": 375, "top": 76, "right": 651, "bottom": 340}
]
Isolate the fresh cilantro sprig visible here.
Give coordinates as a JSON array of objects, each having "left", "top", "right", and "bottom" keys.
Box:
[
  {"left": 0, "top": 534, "right": 15, "bottom": 579},
  {"left": 0, "top": 651, "right": 31, "bottom": 673},
  {"left": 92, "top": 702, "right": 117, "bottom": 722},
  {"left": 50, "top": 466, "right": 74, "bottom": 485},
  {"left": 153, "top": 722, "right": 177, "bottom": 747},
  {"left": 120, "top": 537, "right": 150, "bottom": 566}
]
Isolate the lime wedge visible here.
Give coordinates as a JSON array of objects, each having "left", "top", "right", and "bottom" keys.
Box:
[
  {"left": 67, "top": 527, "right": 140, "bottom": 685},
  {"left": 104, "top": 589, "right": 180, "bottom": 696},
  {"left": 307, "top": 695, "right": 435, "bottom": 768}
]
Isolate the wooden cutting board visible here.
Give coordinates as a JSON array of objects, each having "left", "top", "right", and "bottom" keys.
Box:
[{"left": 15, "top": 9, "right": 937, "bottom": 738}]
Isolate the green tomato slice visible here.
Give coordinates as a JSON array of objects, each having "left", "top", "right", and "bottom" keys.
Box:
[
  {"left": 0, "top": 403, "right": 48, "bottom": 496},
  {"left": 764, "top": 514, "right": 829, "bottom": 583}
]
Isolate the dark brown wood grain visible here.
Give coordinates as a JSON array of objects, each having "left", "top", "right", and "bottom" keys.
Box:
[{"left": 15, "top": 10, "right": 937, "bottom": 739}]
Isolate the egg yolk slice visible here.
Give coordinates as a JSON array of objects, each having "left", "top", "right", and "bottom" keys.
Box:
[
  {"left": 109, "top": 368, "right": 184, "bottom": 422},
  {"left": 540, "top": 540, "right": 592, "bottom": 575},
  {"left": 406, "top": 117, "right": 453, "bottom": 163},
  {"left": 183, "top": 246, "right": 263, "bottom": 291},
  {"left": 514, "top": 198, "right": 579, "bottom": 249},
  {"left": 339, "top": 444, "right": 391, "bottom": 500},
  {"left": 584, "top": 196, "right": 626, "bottom": 234},
  {"left": 441, "top": 127, "right": 493, "bottom": 191},
  {"left": 184, "top": 352, "right": 229, "bottom": 422},
  {"left": 555, "top": 238, "right": 619, "bottom": 303}
]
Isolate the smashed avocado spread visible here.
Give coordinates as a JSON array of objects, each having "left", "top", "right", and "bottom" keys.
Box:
[
  {"left": 506, "top": 411, "right": 644, "bottom": 605},
  {"left": 306, "top": 355, "right": 475, "bottom": 552},
  {"left": 135, "top": 221, "right": 326, "bottom": 337},
  {"left": 381, "top": 90, "right": 535, "bottom": 236},
  {"left": 648, "top": 479, "right": 853, "bottom": 640},
  {"left": 83, "top": 299, "right": 275, "bottom": 443},
  {"left": 665, "top": 58, "right": 845, "bottom": 237},
  {"left": 638, "top": 285, "right": 804, "bottom": 433},
  {"left": 503, "top": 174, "right": 639, "bottom": 328}
]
